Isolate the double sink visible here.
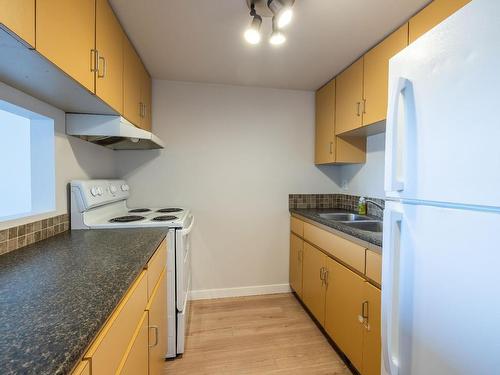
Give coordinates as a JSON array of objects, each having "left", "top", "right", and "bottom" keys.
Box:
[{"left": 319, "top": 212, "right": 383, "bottom": 233}]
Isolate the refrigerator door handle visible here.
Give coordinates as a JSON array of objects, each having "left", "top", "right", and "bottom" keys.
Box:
[
  {"left": 382, "top": 206, "right": 403, "bottom": 375},
  {"left": 385, "top": 77, "right": 412, "bottom": 194}
]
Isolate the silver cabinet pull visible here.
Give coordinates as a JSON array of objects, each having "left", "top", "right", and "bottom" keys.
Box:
[
  {"left": 356, "top": 101, "right": 361, "bottom": 116},
  {"left": 319, "top": 267, "right": 324, "bottom": 282},
  {"left": 329, "top": 141, "right": 333, "bottom": 155},
  {"left": 143, "top": 103, "right": 147, "bottom": 118},
  {"left": 98, "top": 55, "right": 106, "bottom": 78},
  {"left": 139, "top": 102, "right": 143, "bottom": 118},
  {"left": 362, "top": 98, "right": 367, "bottom": 114},
  {"left": 90, "top": 49, "right": 98, "bottom": 73},
  {"left": 324, "top": 269, "right": 329, "bottom": 286},
  {"left": 149, "top": 325, "right": 159, "bottom": 347}
]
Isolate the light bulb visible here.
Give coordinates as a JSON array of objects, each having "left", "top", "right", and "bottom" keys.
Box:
[
  {"left": 244, "top": 28, "right": 261, "bottom": 44},
  {"left": 270, "top": 31, "right": 286, "bottom": 45},
  {"left": 277, "top": 7, "right": 293, "bottom": 28}
]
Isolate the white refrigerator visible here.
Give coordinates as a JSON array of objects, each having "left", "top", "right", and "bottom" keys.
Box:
[{"left": 382, "top": 0, "right": 500, "bottom": 374}]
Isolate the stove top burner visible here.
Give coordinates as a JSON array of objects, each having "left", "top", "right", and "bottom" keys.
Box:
[
  {"left": 109, "top": 215, "right": 145, "bottom": 223},
  {"left": 151, "top": 215, "right": 178, "bottom": 222},
  {"left": 129, "top": 208, "right": 152, "bottom": 213},
  {"left": 156, "top": 208, "right": 183, "bottom": 213}
]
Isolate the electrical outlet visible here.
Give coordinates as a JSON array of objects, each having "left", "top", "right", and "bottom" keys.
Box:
[{"left": 341, "top": 180, "right": 348, "bottom": 191}]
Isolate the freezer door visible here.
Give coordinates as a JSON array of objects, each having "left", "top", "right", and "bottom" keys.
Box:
[
  {"left": 385, "top": 0, "right": 500, "bottom": 208},
  {"left": 382, "top": 201, "right": 500, "bottom": 375}
]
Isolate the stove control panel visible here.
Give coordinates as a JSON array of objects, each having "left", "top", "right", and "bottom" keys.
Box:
[{"left": 71, "top": 180, "right": 130, "bottom": 211}]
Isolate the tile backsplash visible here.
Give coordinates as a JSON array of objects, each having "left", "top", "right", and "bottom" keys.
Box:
[
  {"left": 289, "top": 194, "right": 385, "bottom": 219},
  {"left": 0, "top": 214, "right": 69, "bottom": 256}
]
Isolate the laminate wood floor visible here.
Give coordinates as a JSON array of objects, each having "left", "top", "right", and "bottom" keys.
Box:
[{"left": 164, "top": 293, "right": 352, "bottom": 375}]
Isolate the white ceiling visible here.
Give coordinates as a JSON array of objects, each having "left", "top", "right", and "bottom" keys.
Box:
[{"left": 110, "top": 0, "right": 430, "bottom": 91}]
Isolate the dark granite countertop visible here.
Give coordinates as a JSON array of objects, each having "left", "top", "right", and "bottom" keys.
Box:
[
  {"left": 290, "top": 208, "right": 382, "bottom": 248},
  {"left": 0, "top": 228, "right": 168, "bottom": 375}
]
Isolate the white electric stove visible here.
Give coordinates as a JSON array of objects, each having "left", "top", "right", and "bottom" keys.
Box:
[{"left": 70, "top": 179, "right": 193, "bottom": 358}]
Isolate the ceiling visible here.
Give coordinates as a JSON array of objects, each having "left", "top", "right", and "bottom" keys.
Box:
[{"left": 110, "top": 0, "right": 430, "bottom": 91}]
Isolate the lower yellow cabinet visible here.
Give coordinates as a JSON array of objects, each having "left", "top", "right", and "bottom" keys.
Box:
[
  {"left": 147, "top": 269, "right": 168, "bottom": 375},
  {"left": 289, "top": 233, "right": 303, "bottom": 298},
  {"left": 324, "top": 257, "right": 365, "bottom": 371},
  {"left": 117, "top": 311, "right": 149, "bottom": 375},
  {"left": 361, "top": 282, "right": 382, "bottom": 375},
  {"left": 302, "top": 242, "right": 327, "bottom": 325}
]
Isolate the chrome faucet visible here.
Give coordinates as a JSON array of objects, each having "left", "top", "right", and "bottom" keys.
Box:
[{"left": 365, "top": 199, "right": 384, "bottom": 212}]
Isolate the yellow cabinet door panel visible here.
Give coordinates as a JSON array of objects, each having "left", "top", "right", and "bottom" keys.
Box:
[
  {"left": 147, "top": 270, "right": 168, "bottom": 375},
  {"left": 147, "top": 239, "right": 167, "bottom": 300},
  {"left": 315, "top": 79, "right": 336, "bottom": 164},
  {"left": 0, "top": 0, "right": 35, "bottom": 47},
  {"left": 290, "top": 233, "right": 303, "bottom": 298},
  {"left": 290, "top": 216, "right": 304, "bottom": 237},
  {"left": 362, "top": 282, "right": 381, "bottom": 375},
  {"left": 140, "top": 66, "right": 152, "bottom": 131},
  {"left": 335, "top": 57, "right": 364, "bottom": 135},
  {"left": 84, "top": 271, "right": 148, "bottom": 375},
  {"left": 363, "top": 24, "right": 408, "bottom": 126},
  {"left": 70, "top": 360, "right": 90, "bottom": 375},
  {"left": 36, "top": 0, "right": 96, "bottom": 92},
  {"left": 116, "top": 311, "right": 149, "bottom": 375},
  {"left": 409, "top": 0, "right": 471, "bottom": 43},
  {"left": 123, "top": 35, "right": 143, "bottom": 127},
  {"left": 324, "top": 257, "right": 365, "bottom": 372},
  {"left": 365, "top": 250, "right": 382, "bottom": 285},
  {"left": 96, "top": 0, "right": 124, "bottom": 113},
  {"left": 302, "top": 242, "right": 327, "bottom": 325}
]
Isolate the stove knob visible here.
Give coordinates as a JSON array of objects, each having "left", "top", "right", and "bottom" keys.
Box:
[
  {"left": 90, "top": 187, "right": 98, "bottom": 196},
  {"left": 110, "top": 185, "right": 117, "bottom": 194},
  {"left": 121, "top": 184, "right": 129, "bottom": 192},
  {"left": 97, "top": 187, "right": 104, "bottom": 196}
]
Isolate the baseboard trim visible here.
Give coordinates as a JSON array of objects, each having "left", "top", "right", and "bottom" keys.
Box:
[{"left": 189, "top": 284, "right": 291, "bottom": 300}]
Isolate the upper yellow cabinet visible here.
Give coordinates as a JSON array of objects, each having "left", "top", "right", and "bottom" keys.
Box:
[
  {"left": 409, "top": 0, "right": 471, "bottom": 43},
  {"left": 123, "top": 36, "right": 144, "bottom": 128},
  {"left": 335, "top": 58, "right": 364, "bottom": 135},
  {"left": 0, "top": 0, "right": 35, "bottom": 47},
  {"left": 36, "top": 0, "right": 96, "bottom": 92},
  {"left": 315, "top": 79, "right": 336, "bottom": 164},
  {"left": 363, "top": 24, "right": 408, "bottom": 126},
  {"left": 96, "top": 0, "right": 124, "bottom": 113},
  {"left": 140, "top": 65, "right": 152, "bottom": 131},
  {"left": 315, "top": 78, "right": 366, "bottom": 165}
]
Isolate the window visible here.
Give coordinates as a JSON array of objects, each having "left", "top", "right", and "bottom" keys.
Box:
[{"left": 0, "top": 100, "right": 55, "bottom": 221}]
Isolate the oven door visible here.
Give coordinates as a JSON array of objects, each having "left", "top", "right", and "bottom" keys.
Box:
[{"left": 176, "top": 214, "right": 194, "bottom": 311}]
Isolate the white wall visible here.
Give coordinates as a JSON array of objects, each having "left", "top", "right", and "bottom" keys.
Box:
[
  {"left": 0, "top": 81, "right": 117, "bottom": 230},
  {"left": 117, "top": 80, "right": 341, "bottom": 296},
  {"left": 339, "top": 132, "right": 386, "bottom": 199}
]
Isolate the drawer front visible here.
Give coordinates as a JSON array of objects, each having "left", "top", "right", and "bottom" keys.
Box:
[
  {"left": 116, "top": 311, "right": 149, "bottom": 375},
  {"left": 85, "top": 271, "right": 148, "bottom": 375},
  {"left": 290, "top": 216, "right": 304, "bottom": 237},
  {"left": 71, "top": 360, "right": 90, "bottom": 375},
  {"left": 147, "top": 239, "right": 167, "bottom": 299},
  {"left": 303, "top": 222, "right": 365, "bottom": 273},
  {"left": 365, "top": 250, "right": 382, "bottom": 285}
]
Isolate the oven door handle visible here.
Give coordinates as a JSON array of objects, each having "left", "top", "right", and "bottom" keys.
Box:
[{"left": 180, "top": 215, "right": 194, "bottom": 235}]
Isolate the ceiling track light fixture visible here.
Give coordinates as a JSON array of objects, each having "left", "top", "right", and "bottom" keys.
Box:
[
  {"left": 244, "top": 4, "right": 263, "bottom": 44},
  {"left": 244, "top": 0, "right": 295, "bottom": 46}
]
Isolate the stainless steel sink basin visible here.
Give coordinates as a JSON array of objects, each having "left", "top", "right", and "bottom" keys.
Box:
[
  {"left": 342, "top": 220, "right": 383, "bottom": 233},
  {"left": 319, "top": 213, "right": 371, "bottom": 221}
]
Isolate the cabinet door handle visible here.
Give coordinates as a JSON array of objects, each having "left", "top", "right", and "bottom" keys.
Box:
[
  {"left": 90, "top": 49, "right": 98, "bottom": 73},
  {"left": 329, "top": 142, "right": 333, "bottom": 155},
  {"left": 362, "top": 98, "right": 367, "bottom": 114},
  {"left": 139, "top": 102, "right": 143, "bottom": 118},
  {"left": 319, "top": 267, "right": 324, "bottom": 282},
  {"left": 98, "top": 55, "right": 106, "bottom": 78},
  {"left": 324, "top": 269, "right": 329, "bottom": 286},
  {"left": 143, "top": 103, "right": 147, "bottom": 118},
  {"left": 362, "top": 300, "right": 369, "bottom": 320},
  {"left": 149, "top": 325, "right": 159, "bottom": 348},
  {"left": 356, "top": 101, "right": 361, "bottom": 116}
]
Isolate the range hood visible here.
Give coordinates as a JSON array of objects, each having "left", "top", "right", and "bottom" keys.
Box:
[{"left": 66, "top": 114, "right": 165, "bottom": 150}]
